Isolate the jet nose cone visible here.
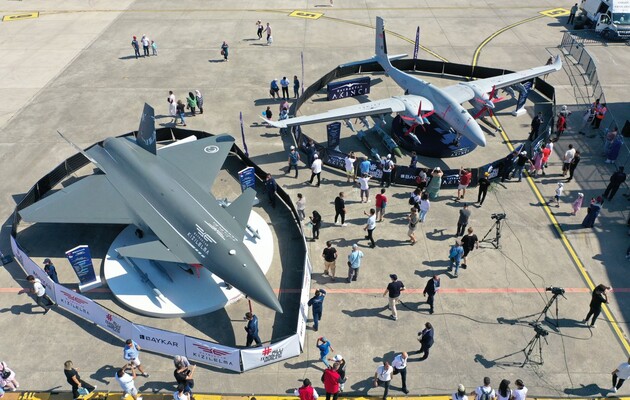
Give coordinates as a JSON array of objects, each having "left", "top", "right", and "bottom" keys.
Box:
[{"left": 468, "top": 124, "right": 486, "bottom": 147}]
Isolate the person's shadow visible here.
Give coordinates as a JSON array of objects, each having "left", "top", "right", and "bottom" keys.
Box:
[
  {"left": 89, "top": 364, "right": 119, "bottom": 384},
  {"left": 0, "top": 303, "right": 38, "bottom": 315}
]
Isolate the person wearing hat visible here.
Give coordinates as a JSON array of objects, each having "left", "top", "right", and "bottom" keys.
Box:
[
  {"left": 477, "top": 171, "right": 491, "bottom": 206},
  {"left": 287, "top": 146, "right": 301, "bottom": 178},
  {"left": 294, "top": 378, "right": 319, "bottom": 400},
  {"left": 309, "top": 154, "right": 323, "bottom": 187},
  {"left": 571, "top": 192, "right": 584, "bottom": 215},
  {"left": 43, "top": 258, "right": 59, "bottom": 284},
  {"left": 423, "top": 275, "right": 440, "bottom": 314},
  {"left": 316, "top": 337, "right": 335, "bottom": 368},
  {"left": 391, "top": 352, "right": 409, "bottom": 394},
  {"left": 383, "top": 274, "right": 405, "bottom": 321},
  {"left": 347, "top": 244, "right": 364, "bottom": 283},
  {"left": 327, "top": 355, "right": 347, "bottom": 392},
  {"left": 131, "top": 36, "right": 140, "bottom": 59},
  {"left": 307, "top": 288, "right": 327, "bottom": 332},
  {"left": 380, "top": 155, "right": 394, "bottom": 188},
  {"left": 551, "top": 182, "right": 564, "bottom": 208},
  {"left": 453, "top": 384, "right": 468, "bottom": 400}
]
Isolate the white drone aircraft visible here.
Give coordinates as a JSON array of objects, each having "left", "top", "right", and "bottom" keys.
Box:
[{"left": 263, "top": 16, "right": 562, "bottom": 147}]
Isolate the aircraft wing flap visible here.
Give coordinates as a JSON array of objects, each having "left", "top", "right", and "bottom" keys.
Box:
[
  {"left": 115, "top": 240, "right": 197, "bottom": 264},
  {"left": 264, "top": 97, "right": 408, "bottom": 128},
  {"left": 226, "top": 188, "right": 256, "bottom": 229},
  {"left": 18, "top": 175, "right": 134, "bottom": 224},
  {"left": 158, "top": 135, "right": 235, "bottom": 191}
]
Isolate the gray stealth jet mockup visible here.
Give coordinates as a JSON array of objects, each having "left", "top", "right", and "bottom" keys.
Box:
[{"left": 19, "top": 104, "right": 282, "bottom": 313}]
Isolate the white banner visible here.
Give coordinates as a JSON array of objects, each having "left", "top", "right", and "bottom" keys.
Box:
[
  {"left": 184, "top": 336, "right": 240, "bottom": 372},
  {"left": 11, "top": 236, "right": 57, "bottom": 302},
  {"left": 55, "top": 284, "right": 97, "bottom": 319},
  {"left": 132, "top": 324, "right": 186, "bottom": 356},
  {"left": 296, "top": 266, "right": 311, "bottom": 351},
  {"left": 92, "top": 307, "right": 133, "bottom": 340},
  {"left": 241, "top": 334, "right": 301, "bottom": 371}
]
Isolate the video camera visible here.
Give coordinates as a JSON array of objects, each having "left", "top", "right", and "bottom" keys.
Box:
[
  {"left": 491, "top": 213, "right": 506, "bottom": 221},
  {"left": 529, "top": 322, "right": 549, "bottom": 337},
  {"left": 546, "top": 286, "right": 565, "bottom": 295}
]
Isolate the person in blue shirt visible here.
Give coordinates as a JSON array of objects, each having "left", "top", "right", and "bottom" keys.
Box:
[
  {"left": 448, "top": 240, "right": 464, "bottom": 278},
  {"left": 123, "top": 339, "right": 149, "bottom": 377},
  {"left": 359, "top": 157, "right": 372, "bottom": 176},
  {"left": 264, "top": 173, "right": 278, "bottom": 208},
  {"left": 316, "top": 337, "right": 334, "bottom": 368},
  {"left": 307, "top": 288, "right": 327, "bottom": 332},
  {"left": 245, "top": 312, "right": 262, "bottom": 347},
  {"left": 43, "top": 258, "right": 59, "bottom": 284}
]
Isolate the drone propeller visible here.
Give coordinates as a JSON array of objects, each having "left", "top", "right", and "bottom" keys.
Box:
[
  {"left": 473, "top": 85, "right": 505, "bottom": 119},
  {"left": 401, "top": 101, "right": 435, "bottom": 135}
]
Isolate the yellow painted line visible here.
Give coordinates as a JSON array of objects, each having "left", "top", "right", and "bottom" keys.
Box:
[
  {"left": 489, "top": 112, "right": 630, "bottom": 354},
  {"left": 539, "top": 8, "right": 570, "bottom": 17},
  {"left": 471, "top": 14, "right": 544, "bottom": 67},
  {"left": 2, "top": 12, "right": 39, "bottom": 21},
  {"left": 289, "top": 10, "right": 323, "bottom": 19}
]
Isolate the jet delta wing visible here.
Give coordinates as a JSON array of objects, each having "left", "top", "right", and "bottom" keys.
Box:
[{"left": 19, "top": 106, "right": 283, "bottom": 313}]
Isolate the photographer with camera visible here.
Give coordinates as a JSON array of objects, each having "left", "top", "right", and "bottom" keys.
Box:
[{"left": 583, "top": 284, "right": 610, "bottom": 328}]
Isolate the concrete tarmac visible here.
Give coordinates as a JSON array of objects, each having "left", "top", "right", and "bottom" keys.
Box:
[{"left": 0, "top": 1, "right": 629, "bottom": 398}]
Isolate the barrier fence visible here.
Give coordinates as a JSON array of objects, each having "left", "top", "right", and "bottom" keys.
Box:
[{"left": 10, "top": 128, "right": 312, "bottom": 372}]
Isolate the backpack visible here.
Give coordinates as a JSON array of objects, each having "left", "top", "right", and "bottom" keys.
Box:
[
  {"left": 479, "top": 388, "right": 492, "bottom": 400},
  {"left": 408, "top": 195, "right": 416, "bottom": 205}
]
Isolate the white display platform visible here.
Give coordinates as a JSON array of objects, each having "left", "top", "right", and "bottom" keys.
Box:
[{"left": 103, "top": 210, "right": 273, "bottom": 318}]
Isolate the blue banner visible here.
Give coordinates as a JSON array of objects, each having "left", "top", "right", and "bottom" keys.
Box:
[
  {"left": 238, "top": 167, "right": 256, "bottom": 192},
  {"left": 413, "top": 27, "right": 420, "bottom": 60},
  {"left": 327, "top": 122, "right": 341, "bottom": 149},
  {"left": 327, "top": 77, "right": 371, "bottom": 101},
  {"left": 65, "top": 245, "right": 97, "bottom": 285},
  {"left": 515, "top": 81, "right": 532, "bottom": 111}
]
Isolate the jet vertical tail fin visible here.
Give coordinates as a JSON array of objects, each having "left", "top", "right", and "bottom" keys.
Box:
[
  {"left": 375, "top": 17, "right": 393, "bottom": 68},
  {"left": 136, "top": 103, "right": 157, "bottom": 155}
]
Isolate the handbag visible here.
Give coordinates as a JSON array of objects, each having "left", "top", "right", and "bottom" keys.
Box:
[
  {"left": 1, "top": 370, "right": 10, "bottom": 379},
  {"left": 77, "top": 387, "right": 89, "bottom": 396},
  {"left": 220, "top": 49, "right": 225, "bottom": 55}
]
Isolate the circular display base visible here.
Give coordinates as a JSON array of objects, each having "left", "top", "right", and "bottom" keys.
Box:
[
  {"left": 103, "top": 210, "right": 273, "bottom": 318},
  {"left": 391, "top": 115, "right": 477, "bottom": 158}
]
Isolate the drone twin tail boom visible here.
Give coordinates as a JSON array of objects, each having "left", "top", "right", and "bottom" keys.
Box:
[
  {"left": 263, "top": 16, "right": 562, "bottom": 148},
  {"left": 19, "top": 104, "right": 283, "bottom": 313}
]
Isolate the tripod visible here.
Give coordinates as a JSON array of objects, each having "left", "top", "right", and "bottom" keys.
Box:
[
  {"left": 481, "top": 218, "right": 504, "bottom": 248},
  {"left": 535, "top": 292, "right": 564, "bottom": 327},
  {"left": 521, "top": 331, "right": 548, "bottom": 367}
]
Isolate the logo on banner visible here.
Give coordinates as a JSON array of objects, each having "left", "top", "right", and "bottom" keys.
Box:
[
  {"left": 139, "top": 334, "right": 180, "bottom": 347},
  {"left": 59, "top": 290, "right": 90, "bottom": 314},
  {"left": 104, "top": 313, "right": 123, "bottom": 334},
  {"left": 260, "top": 345, "right": 284, "bottom": 362},
  {"left": 327, "top": 77, "right": 371, "bottom": 101},
  {"left": 190, "top": 343, "right": 234, "bottom": 366}
]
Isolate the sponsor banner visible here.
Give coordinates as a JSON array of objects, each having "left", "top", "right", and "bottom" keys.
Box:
[
  {"left": 184, "top": 336, "right": 240, "bottom": 372},
  {"left": 238, "top": 167, "right": 256, "bottom": 192},
  {"left": 55, "top": 284, "right": 96, "bottom": 320},
  {"left": 322, "top": 148, "right": 346, "bottom": 170},
  {"left": 132, "top": 324, "right": 186, "bottom": 356},
  {"left": 326, "top": 122, "right": 341, "bottom": 149},
  {"left": 515, "top": 81, "right": 532, "bottom": 112},
  {"left": 93, "top": 308, "right": 133, "bottom": 340},
  {"left": 327, "top": 77, "right": 371, "bottom": 101},
  {"left": 395, "top": 167, "right": 479, "bottom": 188},
  {"left": 11, "top": 236, "right": 57, "bottom": 302},
  {"left": 241, "top": 334, "right": 301, "bottom": 371},
  {"left": 413, "top": 27, "right": 420, "bottom": 60},
  {"left": 65, "top": 245, "right": 98, "bottom": 286}
]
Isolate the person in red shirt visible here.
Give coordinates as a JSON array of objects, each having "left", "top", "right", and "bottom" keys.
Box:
[
  {"left": 541, "top": 145, "right": 552, "bottom": 176},
  {"left": 375, "top": 188, "right": 388, "bottom": 222},
  {"left": 294, "top": 378, "right": 319, "bottom": 400},
  {"left": 555, "top": 114, "right": 567, "bottom": 139},
  {"left": 322, "top": 363, "right": 341, "bottom": 400},
  {"left": 457, "top": 168, "right": 472, "bottom": 199}
]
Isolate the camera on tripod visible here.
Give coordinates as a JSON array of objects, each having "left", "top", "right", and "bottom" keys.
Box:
[
  {"left": 546, "top": 286, "right": 565, "bottom": 295},
  {"left": 491, "top": 213, "right": 506, "bottom": 220},
  {"left": 529, "top": 322, "right": 549, "bottom": 337}
]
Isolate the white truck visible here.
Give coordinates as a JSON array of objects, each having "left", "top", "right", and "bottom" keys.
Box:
[{"left": 577, "top": 0, "right": 630, "bottom": 39}]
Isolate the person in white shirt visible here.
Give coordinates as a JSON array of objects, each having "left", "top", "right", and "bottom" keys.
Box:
[
  {"left": 363, "top": 208, "right": 377, "bottom": 248},
  {"left": 358, "top": 174, "right": 372, "bottom": 203},
  {"left": 344, "top": 152, "right": 357, "bottom": 182},
  {"left": 115, "top": 367, "right": 141, "bottom": 400},
  {"left": 280, "top": 77, "right": 290, "bottom": 99},
  {"left": 309, "top": 154, "right": 323, "bottom": 187},
  {"left": 471, "top": 377, "right": 496, "bottom": 400},
  {"left": 562, "top": 144, "right": 576, "bottom": 176},
  {"left": 453, "top": 384, "right": 468, "bottom": 400},
  {"left": 512, "top": 379, "right": 528, "bottom": 400},
  {"left": 611, "top": 357, "right": 630, "bottom": 393},
  {"left": 21, "top": 275, "right": 56, "bottom": 313},
  {"left": 141, "top": 35, "right": 150, "bottom": 57},
  {"left": 373, "top": 361, "right": 393, "bottom": 400},
  {"left": 391, "top": 352, "right": 409, "bottom": 394},
  {"left": 296, "top": 193, "right": 306, "bottom": 221}
]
